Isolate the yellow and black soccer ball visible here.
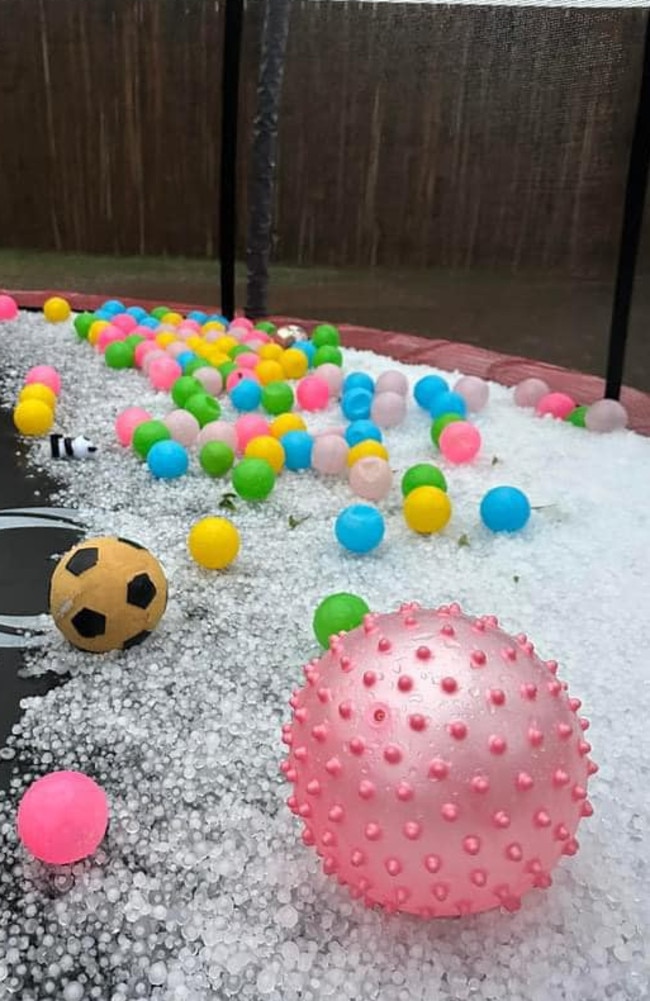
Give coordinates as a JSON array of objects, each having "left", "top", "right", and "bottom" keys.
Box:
[{"left": 49, "top": 536, "right": 167, "bottom": 653}]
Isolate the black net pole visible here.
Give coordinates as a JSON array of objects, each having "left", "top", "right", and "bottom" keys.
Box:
[
  {"left": 605, "top": 14, "right": 650, "bottom": 400},
  {"left": 219, "top": 0, "right": 245, "bottom": 321}
]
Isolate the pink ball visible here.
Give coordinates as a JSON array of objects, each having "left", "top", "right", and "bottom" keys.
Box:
[
  {"left": 17, "top": 771, "right": 109, "bottom": 865},
  {"left": 235, "top": 414, "right": 270, "bottom": 452},
  {"left": 149, "top": 356, "right": 182, "bottom": 391},
  {"left": 316, "top": 364, "right": 344, "bottom": 398},
  {"left": 514, "top": 378, "right": 550, "bottom": 408},
  {"left": 141, "top": 349, "right": 168, "bottom": 375},
  {"left": 25, "top": 365, "right": 61, "bottom": 396},
  {"left": 111, "top": 313, "right": 138, "bottom": 334},
  {"left": 0, "top": 293, "right": 19, "bottom": 321},
  {"left": 196, "top": 420, "right": 237, "bottom": 451},
  {"left": 134, "top": 340, "right": 158, "bottom": 368},
  {"left": 439, "top": 421, "right": 482, "bottom": 464},
  {"left": 454, "top": 375, "right": 489, "bottom": 413},
  {"left": 133, "top": 324, "right": 156, "bottom": 341},
  {"left": 371, "top": 391, "right": 407, "bottom": 428},
  {"left": 236, "top": 352, "right": 261, "bottom": 370},
  {"left": 242, "top": 330, "right": 270, "bottom": 345},
  {"left": 194, "top": 367, "right": 224, "bottom": 396},
  {"left": 536, "top": 392, "right": 576, "bottom": 420},
  {"left": 348, "top": 456, "right": 393, "bottom": 501},
  {"left": 231, "top": 316, "right": 254, "bottom": 333},
  {"left": 115, "top": 406, "right": 152, "bottom": 446},
  {"left": 164, "top": 409, "right": 201, "bottom": 447},
  {"left": 226, "top": 368, "right": 259, "bottom": 392},
  {"left": 283, "top": 604, "right": 593, "bottom": 917},
  {"left": 585, "top": 399, "right": 628, "bottom": 433},
  {"left": 376, "top": 370, "right": 409, "bottom": 397},
  {"left": 166, "top": 341, "right": 187, "bottom": 359},
  {"left": 97, "top": 325, "right": 124, "bottom": 352},
  {"left": 178, "top": 319, "right": 201, "bottom": 333},
  {"left": 297, "top": 375, "right": 330, "bottom": 412},
  {"left": 312, "top": 435, "right": 349, "bottom": 475}
]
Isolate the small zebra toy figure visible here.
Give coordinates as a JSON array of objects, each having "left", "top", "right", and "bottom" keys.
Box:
[{"left": 49, "top": 434, "right": 98, "bottom": 460}]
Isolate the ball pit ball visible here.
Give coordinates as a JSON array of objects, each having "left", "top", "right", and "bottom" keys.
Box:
[
  {"left": 315, "top": 362, "right": 344, "bottom": 397},
  {"left": 162, "top": 409, "right": 200, "bottom": 447},
  {"left": 344, "top": 420, "right": 383, "bottom": 447},
  {"left": 376, "top": 369, "right": 409, "bottom": 397},
  {"left": 294, "top": 341, "right": 316, "bottom": 368},
  {"left": 343, "top": 372, "right": 375, "bottom": 396},
  {"left": 283, "top": 603, "right": 593, "bottom": 917},
  {"left": 134, "top": 340, "right": 157, "bottom": 367},
  {"left": 18, "top": 382, "right": 57, "bottom": 411},
  {"left": 141, "top": 348, "right": 168, "bottom": 375},
  {"left": 184, "top": 392, "right": 222, "bottom": 428},
  {"left": 297, "top": 375, "right": 330, "bottom": 412},
  {"left": 312, "top": 434, "right": 350, "bottom": 475},
  {"left": 430, "top": 390, "right": 467, "bottom": 421},
  {"left": 147, "top": 440, "right": 189, "bottom": 479},
  {"left": 132, "top": 420, "right": 171, "bottom": 459},
  {"left": 347, "top": 440, "right": 389, "bottom": 466},
  {"left": 348, "top": 457, "right": 393, "bottom": 502},
  {"left": 536, "top": 392, "right": 576, "bottom": 420},
  {"left": 115, "top": 407, "right": 152, "bottom": 447},
  {"left": 13, "top": 399, "right": 54, "bottom": 436},
  {"left": 0, "top": 293, "right": 19, "bottom": 321},
  {"left": 88, "top": 320, "right": 109, "bottom": 347},
  {"left": 112, "top": 313, "right": 138, "bottom": 334},
  {"left": 105, "top": 341, "right": 134, "bottom": 369},
  {"left": 335, "top": 504, "right": 385, "bottom": 554},
  {"left": 97, "top": 325, "right": 124, "bottom": 353},
  {"left": 230, "top": 378, "right": 263, "bottom": 412},
  {"left": 244, "top": 435, "right": 285, "bottom": 474},
  {"left": 261, "top": 381, "right": 295, "bottom": 416},
  {"left": 171, "top": 375, "right": 203, "bottom": 408},
  {"left": 585, "top": 399, "right": 628, "bottom": 433},
  {"left": 194, "top": 366, "right": 224, "bottom": 396},
  {"left": 232, "top": 457, "right": 276, "bottom": 501},
  {"left": 270, "top": 413, "right": 306, "bottom": 439},
  {"left": 17, "top": 771, "right": 109, "bottom": 866},
  {"left": 430, "top": 412, "right": 462, "bottom": 447},
  {"left": 514, "top": 377, "right": 550, "bottom": 408},
  {"left": 256, "top": 320, "right": 277, "bottom": 336},
  {"left": 565, "top": 405, "right": 588, "bottom": 428},
  {"left": 49, "top": 536, "right": 168, "bottom": 653},
  {"left": 149, "top": 355, "right": 182, "bottom": 391},
  {"left": 256, "top": 359, "right": 285, "bottom": 386},
  {"left": 281, "top": 430, "right": 314, "bottom": 471},
  {"left": 43, "top": 296, "right": 71, "bottom": 323},
  {"left": 371, "top": 390, "right": 407, "bottom": 429},
  {"left": 480, "top": 486, "right": 531, "bottom": 534},
  {"left": 314, "top": 345, "right": 343, "bottom": 367},
  {"left": 188, "top": 517, "right": 240, "bottom": 570},
  {"left": 403, "top": 486, "right": 452, "bottom": 535},
  {"left": 196, "top": 420, "right": 237, "bottom": 452},
  {"left": 401, "top": 463, "right": 447, "bottom": 496},
  {"left": 312, "top": 591, "right": 371, "bottom": 648},
  {"left": 280, "top": 347, "right": 309, "bottom": 380},
  {"left": 25, "top": 364, "right": 61, "bottom": 395},
  {"left": 200, "top": 441, "right": 235, "bottom": 477},
  {"left": 439, "top": 421, "right": 482, "bottom": 464},
  {"left": 414, "top": 374, "right": 449, "bottom": 410},
  {"left": 342, "top": 388, "right": 373, "bottom": 422},
  {"left": 235, "top": 414, "right": 271, "bottom": 452},
  {"left": 311, "top": 323, "right": 340, "bottom": 348},
  {"left": 73, "top": 311, "right": 95, "bottom": 339},
  {"left": 454, "top": 375, "right": 489, "bottom": 413}
]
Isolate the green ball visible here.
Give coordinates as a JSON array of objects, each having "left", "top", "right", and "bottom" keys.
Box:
[
  {"left": 230, "top": 344, "right": 252, "bottom": 359},
  {"left": 172, "top": 375, "right": 203, "bottom": 408},
  {"left": 218, "top": 360, "right": 238, "bottom": 380},
  {"left": 105, "top": 341, "right": 134, "bottom": 369},
  {"left": 74, "top": 311, "right": 94, "bottom": 340},
  {"left": 184, "top": 359, "right": 212, "bottom": 377},
  {"left": 151, "top": 306, "right": 170, "bottom": 320},
  {"left": 314, "top": 345, "right": 343, "bottom": 367},
  {"left": 232, "top": 457, "right": 276, "bottom": 501},
  {"left": 312, "top": 323, "right": 340, "bottom": 349},
  {"left": 261, "top": 381, "right": 295, "bottom": 415},
  {"left": 401, "top": 463, "right": 448, "bottom": 496},
  {"left": 200, "top": 441, "right": 235, "bottom": 477},
  {"left": 430, "top": 413, "right": 462, "bottom": 447},
  {"left": 256, "top": 321, "right": 276, "bottom": 335},
  {"left": 132, "top": 420, "right": 171, "bottom": 459},
  {"left": 313, "top": 592, "right": 370, "bottom": 649},
  {"left": 184, "top": 392, "right": 222, "bottom": 428},
  {"left": 565, "top": 405, "right": 587, "bottom": 428},
  {"left": 124, "top": 334, "right": 145, "bottom": 350}
]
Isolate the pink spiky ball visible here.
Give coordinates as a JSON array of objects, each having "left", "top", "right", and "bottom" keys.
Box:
[{"left": 282, "top": 603, "right": 595, "bottom": 918}]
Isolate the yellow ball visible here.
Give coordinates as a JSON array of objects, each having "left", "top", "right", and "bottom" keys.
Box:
[
  {"left": 186, "top": 335, "right": 203, "bottom": 351},
  {"left": 155, "top": 332, "right": 177, "bottom": 348},
  {"left": 202, "top": 321, "right": 226, "bottom": 335},
  {"left": 245, "top": 435, "right": 285, "bottom": 474},
  {"left": 347, "top": 440, "right": 390, "bottom": 466},
  {"left": 161, "top": 311, "right": 183, "bottom": 326},
  {"left": 188, "top": 517, "right": 240, "bottom": 570},
  {"left": 256, "top": 359, "right": 285, "bottom": 386},
  {"left": 88, "top": 320, "right": 109, "bottom": 346},
  {"left": 403, "top": 486, "right": 452, "bottom": 534},
  {"left": 43, "top": 297, "right": 71, "bottom": 323},
  {"left": 270, "top": 413, "right": 306, "bottom": 438},
  {"left": 19, "top": 383, "right": 57, "bottom": 411},
  {"left": 280, "top": 348, "right": 309, "bottom": 380},
  {"left": 206, "top": 350, "right": 229, "bottom": 366},
  {"left": 13, "top": 399, "right": 54, "bottom": 436},
  {"left": 215, "top": 336, "right": 238, "bottom": 355},
  {"left": 259, "top": 343, "right": 283, "bottom": 362}
]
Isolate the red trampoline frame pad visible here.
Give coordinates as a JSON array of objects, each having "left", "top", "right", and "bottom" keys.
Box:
[{"left": 3, "top": 289, "right": 650, "bottom": 436}]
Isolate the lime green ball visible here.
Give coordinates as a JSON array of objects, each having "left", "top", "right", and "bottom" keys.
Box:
[
  {"left": 151, "top": 306, "right": 170, "bottom": 320},
  {"left": 232, "top": 457, "right": 276, "bottom": 501},
  {"left": 172, "top": 375, "right": 203, "bottom": 408},
  {"left": 430, "top": 413, "right": 462, "bottom": 447},
  {"left": 565, "top": 405, "right": 587, "bottom": 428},
  {"left": 74, "top": 312, "right": 94, "bottom": 340},
  {"left": 218, "top": 360, "right": 238, "bottom": 380},
  {"left": 256, "top": 321, "right": 277, "bottom": 335},
  {"left": 230, "top": 344, "right": 252, "bottom": 359},
  {"left": 313, "top": 592, "right": 370, "bottom": 648},
  {"left": 105, "top": 341, "right": 134, "bottom": 369},
  {"left": 124, "top": 333, "right": 145, "bottom": 350},
  {"left": 261, "top": 381, "right": 295, "bottom": 415},
  {"left": 312, "top": 324, "right": 340, "bottom": 349},
  {"left": 200, "top": 441, "right": 235, "bottom": 477},
  {"left": 314, "top": 345, "right": 343, "bottom": 367},
  {"left": 184, "top": 392, "right": 221, "bottom": 428},
  {"left": 401, "top": 463, "right": 448, "bottom": 496},
  {"left": 132, "top": 420, "right": 171, "bottom": 459},
  {"left": 184, "top": 359, "right": 212, "bottom": 377}
]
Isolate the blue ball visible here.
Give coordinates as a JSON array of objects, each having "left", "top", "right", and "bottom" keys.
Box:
[
  {"left": 140, "top": 316, "right": 159, "bottom": 330},
  {"left": 147, "top": 440, "right": 189, "bottom": 480},
  {"left": 281, "top": 430, "right": 313, "bottom": 470},
  {"left": 126, "top": 306, "right": 147, "bottom": 321},
  {"left": 335, "top": 504, "right": 385, "bottom": 554},
  {"left": 208, "top": 314, "right": 229, "bottom": 326},
  {"left": 293, "top": 341, "right": 316, "bottom": 368},
  {"left": 342, "top": 388, "right": 373, "bottom": 422},
  {"left": 188, "top": 310, "right": 208, "bottom": 324},
  {"left": 177, "top": 351, "right": 198, "bottom": 372},
  {"left": 101, "top": 299, "right": 125, "bottom": 316},
  {"left": 230, "top": 379, "right": 262, "bottom": 412},
  {"left": 343, "top": 372, "right": 375, "bottom": 396},
  {"left": 414, "top": 374, "right": 449, "bottom": 410},
  {"left": 429, "top": 391, "right": 467, "bottom": 420},
  {"left": 93, "top": 309, "right": 114, "bottom": 323},
  {"left": 480, "top": 486, "right": 531, "bottom": 533},
  {"left": 345, "top": 419, "right": 383, "bottom": 447}
]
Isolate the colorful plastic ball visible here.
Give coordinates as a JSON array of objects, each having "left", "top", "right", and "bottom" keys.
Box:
[
  {"left": 101, "top": 299, "right": 125, "bottom": 315},
  {"left": 141, "top": 348, "right": 168, "bottom": 375},
  {"left": 296, "top": 375, "right": 329, "bottom": 412},
  {"left": 226, "top": 369, "right": 258, "bottom": 393},
  {"left": 348, "top": 457, "right": 393, "bottom": 502},
  {"left": 139, "top": 316, "right": 159, "bottom": 330},
  {"left": 230, "top": 378, "right": 263, "bottom": 412},
  {"left": 132, "top": 420, "right": 171, "bottom": 459},
  {"left": 536, "top": 392, "right": 576, "bottom": 420},
  {"left": 256, "top": 320, "right": 277, "bottom": 335},
  {"left": 0, "top": 293, "right": 18, "bottom": 321},
  {"left": 312, "top": 592, "right": 370, "bottom": 648},
  {"left": 194, "top": 366, "right": 223, "bottom": 396},
  {"left": 105, "top": 341, "right": 134, "bottom": 369},
  {"left": 280, "top": 429, "right": 314, "bottom": 471},
  {"left": 480, "top": 486, "right": 531, "bottom": 533},
  {"left": 199, "top": 441, "right": 235, "bottom": 478},
  {"left": 235, "top": 414, "right": 271, "bottom": 452},
  {"left": 256, "top": 359, "right": 285, "bottom": 386},
  {"left": 147, "top": 440, "right": 189, "bottom": 479},
  {"left": 232, "top": 457, "right": 276, "bottom": 500},
  {"left": 345, "top": 420, "right": 383, "bottom": 447},
  {"left": 43, "top": 296, "right": 71, "bottom": 323},
  {"left": 19, "top": 383, "right": 57, "bottom": 411},
  {"left": 430, "top": 390, "right": 467, "bottom": 420},
  {"left": 343, "top": 372, "right": 375, "bottom": 396},
  {"left": 293, "top": 341, "right": 317, "bottom": 367},
  {"left": 112, "top": 313, "right": 138, "bottom": 334},
  {"left": 188, "top": 516, "right": 240, "bottom": 570},
  {"left": 514, "top": 377, "right": 550, "bottom": 408},
  {"left": 88, "top": 320, "right": 109, "bottom": 347},
  {"left": 163, "top": 409, "right": 200, "bottom": 447},
  {"left": 259, "top": 342, "right": 284, "bottom": 362},
  {"left": 73, "top": 311, "right": 94, "bottom": 339},
  {"left": 115, "top": 407, "right": 151, "bottom": 446},
  {"left": 188, "top": 309, "right": 208, "bottom": 324},
  {"left": 312, "top": 434, "right": 349, "bottom": 475},
  {"left": 430, "top": 412, "right": 462, "bottom": 447},
  {"left": 245, "top": 435, "right": 285, "bottom": 474},
  {"left": 97, "top": 324, "right": 124, "bottom": 353},
  {"left": 270, "top": 413, "right": 306, "bottom": 439},
  {"left": 315, "top": 363, "right": 344, "bottom": 398},
  {"left": 177, "top": 350, "right": 199, "bottom": 372},
  {"left": 232, "top": 351, "right": 259, "bottom": 370},
  {"left": 196, "top": 420, "right": 238, "bottom": 452},
  {"left": 314, "top": 345, "right": 343, "bottom": 367},
  {"left": 414, "top": 374, "right": 449, "bottom": 410},
  {"left": 585, "top": 399, "right": 628, "bottom": 433},
  {"left": 25, "top": 364, "right": 61, "bottom": 395},
  {"left": 184, "top": 392, "right": 221, "bottom": 428},
  {"left": 13, "top": 399, "right": 54, "bottom": 436},
  {"left": 565, "top": 405, "right": 587, "bottom": 428},
  {"left": 311, "top": 323, "right": 340, "bottom": 348},
  {"left": 342, "top": 388, "right": 373, "bottom": 422},
  {"left": 149, "top": 355, "right": 183, "bottom": 391},
  {"left": 347, "top": 440, "right": 389, "bottom": 466},
  {"left": 376, "top": 370, "right": 408, "bottom": 397},
  {"left": 126, "top": 305, "right": 148, "bottom": 321},
  {"left": 401, "top": 463, "right": 447, "bottom": 496},
  {"left": 261, "top": 381, "right": 295, "bottom": 416},
  {"left": 371, "top": 390, "right": 407, "bottom": 429},
  {"left": 454, "top": 375, "right": 489, "bottom": 412},
  {"left": 403, "top": 486, "right": 451, "bottom": 534},
  {"left": 335, "top": 504, "right": 385, "bottom": 554},
  {"left": 134, "top": 340, "right": 158, "bottom": 368},
  {"left": 17, "top": 771, "right": 109, "bottom": 865},
  {"left": 171, "top": 375, "right": 202, "bottom": 408},
  {"left": 439, "top": 421, "right": 482, "bottom": 464},
  {"left": 280, "top": 347, "right": 309, "bottom": 380}
]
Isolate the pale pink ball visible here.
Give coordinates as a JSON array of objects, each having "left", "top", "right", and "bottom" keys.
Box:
[
  {"left": 348, "top": 456, "right": 393, "bottom": 501},
  {"left": 179, "top": 319, "right": 201, "bottom": 334},
  {"left": 204, "top": 330, "right": 223, "bottom": 344},
  {"left": 17, "top": 771, "right": 109, "bottom": 865},
  {"left": 454, "top": 375, "right": 489, "bottom": 413},
  {"left": 371, "top": 391, "right": 407, "bottom": 428},
  {"left": 236, "top": 352, "right": 260, "bottom": 370},
  {"left": 97, "top": 325, "right": 124, "bottom": 352},
  {"left": 536, "top": 392, "right": 576, "bottom": 420},
  {"left": 194, "top": 367, "right": 223, "bottom": 396},
  {"left": 141, "top": 349, "right": 168, "bottom": 375},
  {"left": 196, "top": 420, "right": 237, "bottom": 451},
  {"left": 134, "top": 324, "right": 157, "bottom": 341},
  {"left": 283, "top": 604, "right": 593, "bottom": 918},
  {"left": 376, "top": 370, "right": 409, "bottom": 397},
  {"left": 115, "top": 406, "right": 152, "bottom": 446},
  {"left": 174, "top": 328, "right": 193, "bottom": 342},
  {"left": 134, "top": 340, "right": 158, "bottom": 368},
  {"left": 316, "top": 363, "right": 344, "bottom": 398},
  {"left": 231, "top": 316, "right": 254, "bottom": 332},
  {"left": 312, "top": 434, "right": 349, "bottom": 475},
  {"left": 514, "top": 378, "right": 550, "bottom": 408},
  {"left": 111, "top": 313, "right": 137, "bottom": 334},
  {"left": 166, "top": 341, "right": 187, "bottom": 359},
  {"left": 149, "top": 356, "right": 182, "bottom": 391},
  {"left": 235, "top": 414, "right": 271, "bottom": 451},
  {"left": 226, "top": 368, "right": 259, "bottom": 392},
  {"left": 585, "top": 399, "right": 628, "bottom": 433},
  {"left": 25, "top": 365, "right": 61, "bottom": 396},
  {"left": 0, "top": 294, "right": 19, "bottom": 321},
  {"left": 439, "top": 421, "right": 482, "bottom": 463},
  {"left": 297, "top": 375, "right": 330, "bottom": 412},
  {"left": 242, "top": 330, "right": 270, "bottom": 345},
  {"left": 164, "top": 409, "right": 201, "bottom": 447}
]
